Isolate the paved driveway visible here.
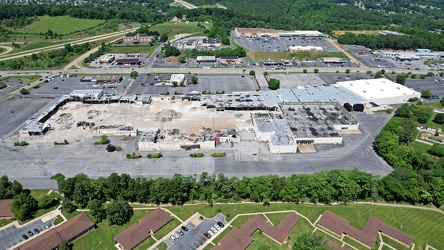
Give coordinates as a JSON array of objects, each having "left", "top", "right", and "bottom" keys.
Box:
[
  {"left": 167, "top": 214, "right": 227, "bottom": 250},
  {"left": 0, "top": 218, "right": 54, "bottom": 250}
]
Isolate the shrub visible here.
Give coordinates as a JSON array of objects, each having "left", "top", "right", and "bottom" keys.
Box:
[
  {"left": 249, "top": 70, "right": 255, "bottom": 76},
  {"left": 106, "top": 144, "right": 116, "bottom": 152},
  {"left": 126, "top": 152, "right": 141, "bottom": 159},
  {"left": 19, "top": 88, "right": 30, "bottom": 95},
  {"left": 434, "top": 113, "right": 444, "bottom": 124},
  {"left": 267, "top": 78, "right": 280, "bottom": 90},
  {"left": 428, "top": 144, "right": 444, "bottom": 157},
  {"left": 345, "top": 69, "right": 350, "bottom": 74},
  {"left": 211, "top": 152, "right": 226, "bottom": 157},
  {"left": 408, "top": 97, "right": 419, "bottom": 102},
  {"left": 14, "top": 141, "right": 29, "bottom": 146},
  {"left": 147, "top": 152, "right": 162, "bottom": 158},
  {"left": 314, "top": 69, "right": 319, "bottom": 73},
  {"left": 302, "top": 69, "right": 307, "bottom": 73},
  {"left": 190, "top": 153, "right": 204, "bottom": 158},
  {"left": 94, "top": 135, "right": 110, "bottom": 145},
  {"left": 54, "top": 139, "right": 69, "bottom": 145}
]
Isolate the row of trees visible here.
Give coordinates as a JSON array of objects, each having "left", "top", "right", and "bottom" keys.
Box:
[{"left": 0, "top": 176, "right": 40, "bottom": 221}]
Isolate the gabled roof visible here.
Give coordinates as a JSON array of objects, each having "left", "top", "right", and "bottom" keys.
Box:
[
  {"left": 213, "top": 212, "right": 300, "bottom": 250},
  {"left": 18, "top": 229, "right": 63, "bottom": 250},
  {"left": 114, "top": 208, "right": 173, "bottom": 250},
  {"left": 316, "top": 211, "right": 413, "bottom": 248},
  {"left": 0, "top": 199, "right": 13, "bottom": 217},
  {"left": 56, "top": 213, "right": 95, "bottom": 242}
]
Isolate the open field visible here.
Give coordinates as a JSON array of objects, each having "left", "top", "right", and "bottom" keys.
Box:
[
  {"left": 332, "top": 30, "right": 379, "bottom": 35},
  {"left": 149, "top": 22, "right": 203, "bottom": 38},
  {"left": 72, "top": 210, "right": 152, "bottom": 250},
  {"left": 24, "top": 16, "right": 105, "bottom": 35},
  {"left": 248, "top": 230, "right": 281, "bottom": 249},
  {"left": 167, "top": 203, "right": 444, "bottom": 249}
]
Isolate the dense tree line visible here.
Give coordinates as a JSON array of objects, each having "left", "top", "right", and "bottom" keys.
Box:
[
  {"left": 374, "top": 104, "right": 444, "bottom": 206},
  {"left": 50, "top": 170, "right": 380, "bottom": 207},
  {"left": 337, "top": 31, "right": 444, "bottom": 51}
]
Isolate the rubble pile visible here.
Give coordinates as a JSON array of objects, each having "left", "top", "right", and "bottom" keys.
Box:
[{"left": 154, "top": 109, "right": 183, "bottom": 122}]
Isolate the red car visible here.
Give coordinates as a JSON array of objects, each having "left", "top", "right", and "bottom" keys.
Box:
[{"left": 204, "top": 232, "right": 211, "bottom": 239}]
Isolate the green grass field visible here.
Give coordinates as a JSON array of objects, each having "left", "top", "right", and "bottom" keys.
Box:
[
  {"left": 149, "top": 22, "right": 202, "bottom": 38},
  {"left": 153, "top": 218, "right": 181, "bottom": 239},
  {"left": 72, "top": 210, "right": 152, "bottom": 250},
  {"left": 167, "top": 203, "right": 443, "bottom": 249},
  {"left": 264, "top": 212, "right": 289, "bottom": 226},
  {"left": 248, "top": 230, "right": 281, "bottom": 249},
  {"left": 0, "top": 219, "right": 14, "bottom": 228},
  {"left": 108, "top": 45, "right": 158, "bottom": 55},
  {"left": 24, "top": 16, "right": 105, "bottom": 35}
]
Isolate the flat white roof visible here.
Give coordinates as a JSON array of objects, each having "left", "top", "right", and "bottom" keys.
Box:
[
  {"left": 336, "top": 79, "right": 420, "bottom": 102},
  {"left": 171, "top": 74, "right": 185, "bottom": 83}
]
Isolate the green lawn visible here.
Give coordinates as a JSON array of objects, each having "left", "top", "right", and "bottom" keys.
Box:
[
  {"left": 24, "top": 16, "right": 105, "bottom": 35},
  {"left": 0, "top": 75, "right": 42, "bottom": 83},
  {"left": 166, "top": 203, "right": 443, "bottom": 250},
  {"left": 380, "top": 234, "right": 410, "bottom": 250},
  {"left": 149, "top": 22, "right": 203, "bottom": 38},
  {"left": 53, "top": 215, "right": 64, "bottom": 225},
  {"left": 264, "top": 212, "right": 289, "bottom": 226},
  {"left": 134, "top": 237, "right": 156, "bottom": 250},
  {"left": 30, "top": 189, "right": 50, "bottom": 200},
  {"left": 157, "top": 242, "right": 168, "bottom": 250},
  {"left": 63, "top": 211, "right": 82, "bottom": 220},
  {"left": 286, "top": 217, "right": 314, "bottom": 246},
  {"left": 72, "top": 210, "right": 152, "bottom": 250},
  {"left": 248, "top": 230, "right": 281, "bottom": 250},
  {"left": 342, "top": 236, "right": 368, "bottom": 250},
  {"left": 108, "top": 45, "right": 158, "bottom": 55},
  {"left": 0, "top": 219, "right": 14, "bottom": 228},
  {"left": 153, "top": 217, "right": 181, "bottom": 239},
  {"left": 230, "top": 215, "right": 254, "bottom": 228}
]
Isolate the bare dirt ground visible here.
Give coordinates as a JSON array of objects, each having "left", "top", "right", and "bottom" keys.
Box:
[
  {"left": 42, "top": 99, "right": 239, "bottom": 141},
  {"left": 332, "top": 30, "right": 379, "bottom": 35}
]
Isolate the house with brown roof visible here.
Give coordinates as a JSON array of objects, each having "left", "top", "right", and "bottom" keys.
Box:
[
  {"left": 114, "top": 208, "right": 173, "bottom": 250},
  {"left": 0, "top": 199, "right": 13, "bottom": 217},
  {"left": 213, "top": 212, "right": 300, "bottom": 250},
  {"left": 316, "top": 211, "right": 413, "bottom": 249},
  {"left": 16, "top": 213, "right": 95, "bottom": 250}
]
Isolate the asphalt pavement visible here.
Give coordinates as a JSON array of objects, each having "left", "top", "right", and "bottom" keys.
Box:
[{"left": 0, "top": 218, "right": 54, "bottom": 250}]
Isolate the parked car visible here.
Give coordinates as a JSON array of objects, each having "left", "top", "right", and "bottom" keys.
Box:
[
  {"left": 21, "top": 234, "right": 29, "bottom": 240},
  {"left": 217, "top": 221, "right": 225, "bottom": 228},
  {"left": 173, "top": 232, "right": 180, "bottom": 238},
  {"left": 210, "top": 227, "right": 218, "bottom": 233},
  {"left": 214, "top": 224, "right": 221, "bottom": 230},
  {"left": 170, "top": 236, "right": 176, "bottom": 241},
  {"left": 34, "top": 228, "right": 40, "bottom": 234},
  {"left": 208, "top": 230, "right": 215, "bottom": 236},
  {"left": 178, "top": 230, "right": 184, "bottom": 236},
  {"left": 204, "top": 232, "right": 211, "bottom": 239},
  {"left": 27, "top": 231, "right": 34, "bottom": 237},
  {"left": 181, "top": 225, "right": 188, "bottom": 232},
  {"left": 45, "top": 224, "right": 51, "bottom": 229}
]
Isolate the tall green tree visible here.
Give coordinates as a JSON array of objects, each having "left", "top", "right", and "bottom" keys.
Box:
[
  {"left": 106, "top": 199, "right": 133, "bottom": 226},
  {"left": 292, "top": 233, "right": 330, "bottom": 250},
  {"left": 88, "top": 199, "right": 106, "bottom": 223}
]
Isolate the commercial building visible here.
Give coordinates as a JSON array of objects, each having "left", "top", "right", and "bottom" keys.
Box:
[
  {"left": 251, "top": 113, "right": 297, "bottom": 153},
  {"left": 114, "top": 208, "right": 173, "bottom": 250},
  {"left": 100, "top": 55, "right": 115, "bottom": 64},
  {"left": 96, "top": 75, "right": 123, "bottom": 84},
  {"left": 279, "top": 30, "right": 325, "bottom": 37},
  {"left": 199, "top": 38, "right": 221, "bottom": 50},
  {"left": 380, "top": 50, "right": 444, "bottom": 60},
  {"left": 317, "top": 211, "right": 413, "bottom": 248},
  {"left": 70, "top": 89, "right": 104, "bottom": 101},
  {"left": 279, "top": 102, "right": 359, "bottom": 145},
  {"left": 235, "top": 28, "right": 325, "bottom": 38},
  {"left": 123, "top": 34, "right": 154, "bottom": 44},
  {"left": 170, "top": 74, "right": 186, "bottom": 85},
  {"left": 321, "top": 57, "right": 347, "bottom": 64},
  {"left": 235, "top": 28, "right": 280, "bottom": 38},
  {"left": 219, "top": 56, "right": 242, "bottom": 65},
  {"left": 288, "top": 46, "right": 323, "bottom": 53},
  {"left": 196, "top": 56, "right": 216, "bottom": 62},
  {"left": 336, "top": 79, "right": 421, "bottom": 106},
  {"left": 17, "top": 213, "right": 95, "bottom": 250},
  {"left": 214, "top": 213, "right": 300, "bottom": 250}
]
